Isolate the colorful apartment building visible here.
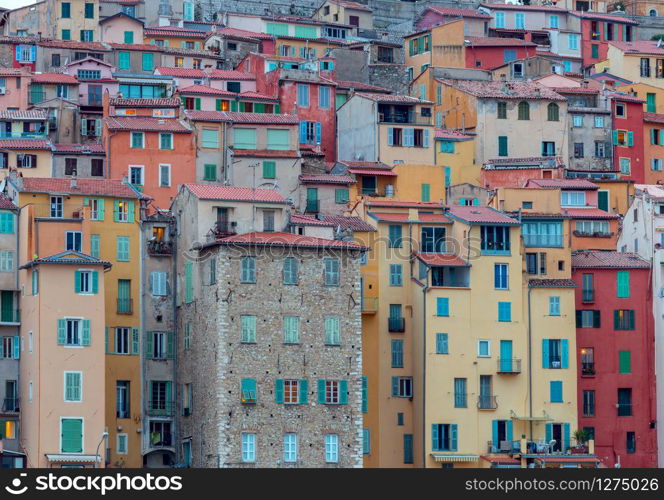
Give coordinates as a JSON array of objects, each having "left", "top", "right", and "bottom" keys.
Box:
[
  {"left": 415, "top": 6, "right": 490, "bottom": 36},
  {"left": 572, "top": 251, "right": 657, "bottom": 468},
  {"left": 6, "top": 0, "right": 100, "bottom": 43},
  {"left": 313, "top": 0, "right": 374, "bottom": 29},
  {"left": 598, "top": 41, "right": 664, "bottom": 90},
  {"left": 0, "top": 137, "right": 52, "bottom": 177},
  {"left": 611, "top": 93, "right": 646, "bottom": 183},
  {"left": 99, "top": 12, "right": 144, "bottom": 45},
  {"left": 6, "top": 175, "right": 146, "bottom": 468}
]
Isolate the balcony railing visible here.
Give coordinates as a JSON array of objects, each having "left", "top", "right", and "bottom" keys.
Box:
[
  {"left": 379, "top": 112, "right": 432, "bottom": 125},
  {"left": 0, "top": 130, "right": 48, "bottom": 138},
  {"left": 116, "top": 408, "right": 130, "bottom": 419},
  {"left": 147, "top": 239, "right": 173, "bottom": 256},
  {"left": 361, "top": 297, "right": 378, "bottom": 314},
  {"left": 0, "top": 309, "right": 20, "bottom": 324},
  {"left": 388, "top": 317, "right": 405, "bottom": 333},
  {"left": 147, "top": 401, "right": 175, "bottom": 417},
  {"left": 497, "top": 358, "right": 521, "bottom": 374},
  {"left": 581, "top": 362, "right": 595, "bottom": 376},
  {"left": 487, "top": 440, "right": 517, "bottom": 454},
  {"left": 478, "top": 395, "right": 498, "bottom": 410},
  {"left": 617, "top": 403, "right": 632, "bottom": 417},
  {"left": 148, "top": 432, "right": 173, "bottom": 448},
  {"left": 305, "top": 199, "right": 320, "bottom": 213},
  {"left": 213, "top": 221, "right": 237, "bottom": 239},
  {"left": 523, "top": 235, "right": 563, "bottom": 247},
  {"left": 2, "top": 397, "right": 19, "bottom": 413},
  {"left": 117, "top": 298, "right": 133, "bottom": 315}
]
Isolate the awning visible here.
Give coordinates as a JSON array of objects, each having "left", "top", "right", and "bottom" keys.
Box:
[
  {"left": 510, "top": 410, "right": 553, "bottom": 421},
  {"left": 45, "top": 454, "right": 101, "bottom": 463},
  {"left": 480, "top": 455, "right": 520, "bottom": 465},
  {"left": 431, "top": 453, "right": 479, "bottom": 463},
  {"left": 114, "top": 77, "right": 170, "bottom": 85},
  {"left": 348, "top": 168, "right": 397, "bottom": 176},
  {"left": 534, "top": 456, "right": 599, "bottom": 464}
]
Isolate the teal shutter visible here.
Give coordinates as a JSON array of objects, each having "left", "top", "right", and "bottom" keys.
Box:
[
  {"left": 391, "top": 376, "right": 398, "bottom": 396},
  {"left": 81, "top": 319, "right": 90, "bottom": 346},
  {"left": 436, "top": 297, "right": 449, "bottom": 316},
  {"left": 561, "top": 339, "right": 569, "bottom": 368},
  {"left": 146, "top": 332, "right": 153, "bottom": 358},
  {"left": 361, "top": 376, "right": 367, "bottom": 412},
  {"left": 275, "top": 379, "right": 284, "bottom": 403},
  {"left": 74, "top": 271, "right": 81, "bottom": 293},
  {"left": 167, "top": 332, "right": 175, "bottom": 359},
  {"left": 339, "top": 380, "right": 348, "bottom": 405},
  {"left": 450, "top": 424, "right": 458, "bottom": 451},
  {"left": 431, "top": 424, "right": 439, "bottom": 451},
  {"left": 545, "top": 423, "right": 553, "bottom": 443},
  {"left": 563, "top": 423, "right": 571, "bottom": 450},
  {"left": 299, "top": 379, "right": 308, "bottom": 404},
  {"left": 421, "top": 183, "right": 430, "bottom": 202},
  {"left": 92, "top": 271, "right": 99, "bottom": 294},
  {"left": 57, "top": 319, "right": 66, "bottom": 345},
  {"left": 550, "top": 381, "right": 563, "bottom": 402},
  {"left": 61, "top": 419, "right": 83, "bottom": 453},
  {"left": 613, "top": 130, "right": 619, "bottom": 145},
  {"left": 506, "top": 420, "right": 513, "bottom": 443},
  {"left": 127, "top": 201, "right": 135, "bottom": 222},
  {"left": 13, "top": 335, "right": 19, "bottom": 359},
  {"left": 317, "top": 379, "right": 325, "bottom": 403},
  {"left": 492, "top": 420, "right": 498, "bottom": 450},
  {"left": 617, "top": 270, "right": 630, "bottom": 298},
  {"left": 542, "top": 339, "right": 549, "bottom": 368},
  {"left": 131, "top": 328, "right": 139, "bottom": 354},
  {"left": 113, "top": 200, "right": 120, "bottom": 222},
  {"left": 627, "top": 131, "right": 634, "bottom": 146}
]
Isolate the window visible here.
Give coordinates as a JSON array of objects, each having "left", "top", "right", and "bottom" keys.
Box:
[
  {"left": 481, "top": 226, "right": 510, "bottom": 254},
  {"left": 62, "top": 2, "right": 71, "bottom": 17},
  {"left": 75, "top": 270, "right": 96, "bottom": 294},
  {"left": 1, "top": 337, "right": 16, "bottom": 359},
  {"left": 436, "top": 298, "right": 449, "bottom": 317},
  {"left": 17, "top": 154, "right": 37, "bottom": 168},
  {"left": 618, "top": 388, "right": 632, "bottom": 416},
  {"left": 595, "top": 141, "right": 607, "bottom": 158},
  {"left": 620, "top": 158, "right": 631, "bottom": 175},
  {"left": 594, "top": 115, "right": 605, "bottom": 128},
  {"left": 324, "top": 258, "right": 339, "bottom": 286},
  {"left": 201, "top": 129, "right": 219, "bottom": 148},
  {"left": 129, "top": 165, "right": 143, "bottom": 186},
  {"left": 142, "top": 53, "right": 154, "bottom": 71},
  {"left": 561, "top": 191, "right": 586, "bottom": 206},
  {"left": 574, "top": 143, "right": 584, "bottom": 159},
  {"left": 297, "top": 84, "right": 309, "bottom": 107},
  {"left": 283, "top": 316, "right": 300, "bottom": 344},
  {"left": 388, "top": 225, "right": 402, "bottom": 248},
  {"left": 116, "top": 236, "right": 130, "bottom": 261},
  {"left": 117, "top": 433, "right": 128, "bottom": 454},
  {"left": 159, "top": 164, "right": 171, "bottom": 187},
  {"left": 325, "top": 434, "right": 339, "bottom": 463},
  {"left": 262, "top": 210, "right": 274, "bottom": 232},
  {"left": 65, "top": 231, "right": 82, "bottom": 252},
  {"left": 547, "top": 103, "right": 559, "bottom": 121},
  {"left": 240, "top": 378, "right": 256, "bottom": 404},
  {"left": 241, "top": 257, "right": 256, "bottom": 283},
  {"left": 494, "top": 264, "right": 508, "bottom": 290},
  {"left": 130, "top": 132, "right": 144, "bottom": 148},
  {"left": 454, "top": 378, "right": 467, "bottom": 408},
  {"left": 614, "top": 309, "right": 635, "bottom": 330},
  {"left": 591, "top": 44, "right": 599, "bottom": 59},
  {"left": 626, "top": 432, "right": 636, "bottom": 453},
  {"left": 572, "top": 115, "right": 583, "bottom": 127},
  {"left": 549, "top": 14, "right": 559, "bottom": 29},
  {"left": 421, "top": 227, "right": 446, "bottom": 253},
  {"left": 391, "top": 339, "right": 403, "bottom": 368},
  {"left": 518, "top": 101, "right": 530, "bottom": 120},
  {"left": 0, "top": 251, "right": 14, "bottom": 272},
  {"left": 432, "top": 424, "right": 457, "bottom": 451},
  {"left": 266, "top": 129, "right": 289, "bottom": 151},
  {"left": 641, "top": 58, "right": 651, "bottom": 78},
  {"left": 389, "top": 264, "right": 403, "bottom": 286},
  {"left": 90, "top": 235, "right": 100, "bottom": 259},
  {"left": 124, "top": 31, "right": 134, "bottom": 44},
  {"left": 522, "top": 221, "right": 562, "bottom": 247},
  {"left": 496, "top": 11, "right": 505, "bottom": 28},
  {"left": 319, "top": 86, "right": 330, "bottom": 109},
  {"left": 498, "top": 302, "right": 511, "bottom": 322},
  {"left": 51, "top": 196, "right": 63, "bottom": 218},
  {"left": 61, "top": 418, "right": 83, "bottom": 453},
  {"left": 159, "top": 133, "right": 173, "bottom": 150},
  {"left": 335, "top": 188, "right": 349, "bottom": 204},
  {"left": 583, "top": 390, "right": 595, "bottom": 416},
  {"left": 549, "top": 296, "right": 561, "bottom": 316},
  {"left": 615, "top": 103, "right": 626, "bottom": 117},
  {"left": 391, "top": 377, "right": 412, "bottom": 398},
  {"left": 241, "top": 433, "right": 256, "bottom": 462},
  {"left": 80, "top": 30, "right": 94, "bottom": 42},
  {"left": 617, "top": 270, "right": 630, "bottom": 298},
  {"left": 436, "top": 333, "right": 448, "bottom": 354},
  {"left": 233, "top": 128, "right": 256, "bottom": 149},
  {"left": 203, "top": 164, "right": 216, "bottom": 181},
  {"left": 478, "top": 340, "right": 490, "bottom": 357},
  {"left": 283, "top": 257, "right": 298, "bottom": 285},
  {"left": 240, "top": 315, "right": 256, "bottom": 343},
  {"left": 496, "top": 101, "right": 507, "bottom": 119},
  {"left": 300, "top": 121, "right": 321, "bottom": 144},
  {"left": 550, "top": 381, "right": 563, "bottom": 403},
  {"left": 57, "top": 318, "right": 90, "bottom": 347},
  {"left": 283, "top": 433, "right": 297, "bottom": 463},
  {"left": 85, "top": 2, "right": 94, "bottom": 18},
  {"left": 515, "top": 13, "right": 525, "bottom": 29},
  {"left": 115, "top": 327, "right": 130, "bottom": 354},
  {"left": 543, "top": 338, "right": 568, "bottom": 369},
  {"left": 64, "top": 371, "right": 82, "bottom": 402},
  {"left": 542, "top": 141, "right": 555, "bottom": 156},
  {"left": 619, "top": 350, "right": 631, "bottom": 374},
  {"left": 498, "top": 136, "right": 508, "bottom": 156}
]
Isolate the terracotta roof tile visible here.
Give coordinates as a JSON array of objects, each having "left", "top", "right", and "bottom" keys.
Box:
[
  {"left": 20, "top": 250, "right": 111, "bottom": 269},
  {"left": 299, "top": 174, "right": 355, "bottom": 184},
  {"left": 185, "top": 110, "right": 298, "bottom": 124},
  {"left": 644, "top": 112, "right": 664, "bottom": 124},
  {"left": 528, "top": 278, "right": 577, "bottom": 288},
  {"left": 367, "top": 200, "right": 442, "bottom": 209},
  {"left": 442, "top": 80, "right": 565, "bottom": 101},
  {"left": 321, "top": 215, "right": 376, "bottom": 232},
  {"left": 435, "top": 128, "right": 473, "bottom": 140},
  {"left": 144, "top": 26, "right": 207, "bottom": 38},
  {"left": 415, "top": 252, "right": 470, "bottom": 267},
  {"left": 369, "top": 212, "right": 451, "bottom": 223},
  {"left": 526, "top": 179, "right": 598, "bottom": 190},
  {"left": 484, "top": 156, "right": 565, "bottom": 168},
  {"left": 427, "top": 6, "right": 491, "bottom": 19},
  {"left": 53, "top": 143, "right": 105, "bottom": 154},
  {"left": 349, "top": 168, "right": 397, "bottom": 176},
  {"left": 109, "top": 97, "right": 181, "bottom": 107},
  {"left": 562, "top": 208, "right": 620, "bottom": 219},
  {"left": 570, "top": 12, "right": 638, "bottom": 25},
  {"left": 184, "top": 185, "right": 287, "bottom": 203},
  {"left": 231, "top": 149, "right": 300, "bottom": 158},
  {"left": 571, "top": 251, "right": 650, "bottom": 268},
  {"left": 0, "top": 194, "right": 17, "bottom": 211},
  {"left": 104, "top": 116, "right": 191, "bottom": 132},
  {"left": 177, "top": 84, "right": 236, "bottom": 96},
  {"left": 334, "top": 80, "right": 390, "bottom": 92},
  {"left": 107, "top": 42, "right": 163, "bottom": 52},
  {"left": 30, "top": 73, "right": 78, "bottom": 84},
  {"left": 18, "top": 178, "right": 143, "bottom": 198},
  {"left": 446, "top": 205, "right": 519, "bottom": 225},
  {"left": 213, "top": 231, "right": 365, "bottom": 250},
  {"left": 38, "top": 40, "right": 109, "bottom": 51},
  {"left": 239, "top": 91, "right": 279, "bottom": 102},
  {"left": 0, "top": 138, "right": 51, "bottom": 150},
  {"left": 0, "top": 109, "right": 48, "bottom": 120},
  {"left": 328, "top": 0, "right": 372, "bottom": 12},
  {"left": 210, "top": 69, "right": 256, "bottom": 81},
  {"left": 338, "top": 161, "right": 392, "bottom": 170},
  {"left": 155, "top": 67, "right": 207, "bottom": 78},
  {"left": 356, "top": 92, "right": 431, "bottom": 104},
  {"left": 213, "top": 27, "right": 275, "bottom": 41},
  {"left": 480, "top": 3, "right": 568, "bottom": 13},
  {"left": 290, "top": 214, "right": 336, "bottom": 227},
  {"left": 466, "top": 36, "right": 536, "bottom": 47}
]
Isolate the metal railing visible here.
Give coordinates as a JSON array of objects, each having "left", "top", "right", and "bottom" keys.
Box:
[
  {"left": 0, "top": 131, "right": 48, "bottom": 138},
  {"left": 2, "top": 397, "right": 19, "bottom": 412},
  {"left": 581, "top": 362, "right": 595, "bottom": 376},
  {"left": 147, "top": 401, "right": 176, "bottom": 416},
  {"left": 213, "top": 221, "right": 237, "bottom": 239},
  {"left": 147, "top": 240, "right": 174, "bottom": 256},
  {"left": 617, "top": 403, "right": 632, "bottom": 417},
  {"left": 0, "top": 309, "right": 20, "bottom": 324},
  {"left": 478, "top": 395, "right": 498, "bottom": 410},
  {"left": 497, "top": 358, "right": 521, "bottom": 374},
  {"left": 361, "top": 297, "right": 378, "bottom": 313},
  {"left": 117, "top": 298, "right": 133, "bottom": 315},
  {"left": 388, "top": 317, "right": 405, "bottom": 333}
]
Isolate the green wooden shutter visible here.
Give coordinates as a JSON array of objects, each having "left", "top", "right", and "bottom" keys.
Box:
[
  {"left": 57, "top": 319, "right": 66, "bottom": 345},
  {"left": 145, "top": 331, "right": 153, "bottom": 358},
  {"left": 275, "top": 379, "right": 284, "bottom": 403},
  {"left": 167, "top": 331, "right": 175, "bottom": 359},
  {"left": 262, "top": 161, "right": 276, "bottom": 179},
  {"left": 627, "top": 131, "right": 634, "bottom": 146},
  {"left": 450, "top": 424, "right": 458, "bottom": 451},
  {"left": 92, "top": 271, "right": 99, "bottom": 294},
  {"left": 13, "top": 335, "right": 19, "bottom": 359},
  {"left": 421, "top": 184, "right": 430, "bottom": 202},
  {"left": 127, "top": 201, "right": 135, "bottom": 222},
  {"left": 339, "top": 380, "right": 348, "bottom": 405},
  {"left": 617, "top": 270, "right": 630, "bottom": 298},
  {"left": 619, "top": 350, "right": 631, "bottom": 373},
  {"left": 82, "top": 319, "right": 90, "bottom": 346},
  {"left": 131, "top": 328, "right": 139, "bottom": 354},
  {"left": 74, "top": 271, "right": 81, "bottom": 293},
  {"left": 61, "top": 418, "right": 83, "bottom": 453},
  {"left": 185, "top": 262, "right": 193, "bottom": 303},
  {"left": 317, "top": 379, "right": 326, "bottom": 403},
  {"left": 299, "top": 379, "right": 308, "bottom": 404}
]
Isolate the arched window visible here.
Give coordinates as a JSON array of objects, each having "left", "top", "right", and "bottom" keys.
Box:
[
  {"left": 518, "top": 101, "right": 530, "bottom": 120},
  {"left": 649, "top": 9, "right": 658, "bottom": 17},
  {"left": 547, "top": 103, "right": 560, "bottom": 121}
]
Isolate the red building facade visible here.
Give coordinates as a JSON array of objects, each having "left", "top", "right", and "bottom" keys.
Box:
[
  {"left": 611, "top": 95, "right": 646, "bottom": 184},
  {"left": 464, "top": 37, "right": 537, "bottom": 70},
  {"left": 572, "top": 251, "right": 657, "bottom": 468},
  {"left": 572, "top": 12, "right": 638, "bottom": 69}
]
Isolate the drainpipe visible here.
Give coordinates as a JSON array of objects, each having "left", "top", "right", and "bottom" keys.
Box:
[
  {"left": 527, "top": 285, "right": 534, "bottom": 440},
  {"left": 171, "top": 215, "right": 179, "bottom": 465},
  {"left": 421, "top": 281, "right": 428, "bottom": 467}
]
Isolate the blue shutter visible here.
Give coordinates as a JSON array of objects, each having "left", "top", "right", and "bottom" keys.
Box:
[
  {"left": 431, "top": 424, "right": 439, "bottom": 451},
  {"left": 563, "top": 423, "right": 571, "bottom": 451},
  {"left": 339, "top": 380, "right": 348, "bottom": 404},
  {"left": 561, "top": 339, "right": 569, "bottom": 368},
  {"left": 436, "top": 297, "right": 449, "bottom": 316},
  {"left": 492, "top": 420, "right": 499, "bottom": 451},
  {"left": 506, "top": 420, "right": 513, "bottom": 443},
  {"left": 545, "top": 423, "right": 553, "bottom": 443},
  {"left": 423, "top": 129, "right": 430, "bottom": 148},
  {"left": 15, "top": 46, "right": 20, "bottom": 61},
  {"left": 299, "top": 379, "right": 308, "bottom": 404},
  {"left": 30, "top": 45, "right": 36, "bottom": 61},
  {"left": 542, "top": 339, "right": 549, "bottom": 369},
  {"left": 387, "top": 127, "right": 394, "bottom": 146},
  {"left": 315, "top": 122, "right": 322, "bottom": 144},
  {"left": 450, "top": 424, "right": 458, "bottom": 451},
  {"left": 57, "top": 319, "right": 66, "bottom": 345},
  {"left": 299, "top": 121, "right": 307, "bottom": 143},
  {"left": 13, "top": 336, "right": 19, "bottom": 359},
  {"left": 550, "top": 381, "right": 563, "bottom": 402},
  {"left": 391, "top": 376, "right": 398, "bottom": 396}
]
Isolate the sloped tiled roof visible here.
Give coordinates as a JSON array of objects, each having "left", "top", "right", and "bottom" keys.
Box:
[
  {"left": 321, "top": 215, "right": 376, "bottom": 232},
  {"left": 177, "top": 84, "right": 236, "bottom": 96},
  {"left": 109, "top": 97, "right": 181, "bottom": 107},
  {"left": 213, "top": 231, "right": 365, "bottom": 250},
  {"left": 443, "top": 80, "right": 565, "bottom": 101},
  {"left": 20, "top": 250, "right": 111, "bottom": 269},
  {"left": 427, "top": 6, "right": 490, "bottom": 19},
  {"left": 528, "top": 278, "right": 577, "bottom": 288},
  {"left": 239, "top": 91, "right": 279, "bottom": 102},
  {"left": 415, "top": 252, "right": 470, "bottom": 267},
  {"left": 571, "top": 251, "right": 650, "bottom": 269},
  {"left": 569, "top": 11, "right": 639, "bottom": 25},
  {"left": 231, "top": 149, "right": 300, "bottom": 158},
  {"left": 435, "top": 129, "right": 473, "bottom": 140},
  {"left": 290, "top": 214, "right": 336, "bottom": 227},
  {"left": 0, "top": 109, "right": 48, "bottom": 120},
  {"left": 369, "top": 212, "right": 451, "bottom": 223},
  {"left": 446, "top": 205, "right": 519, "bottom": 225},
  {"left": 144, "top": 26, "right": 207, "bottom": 38},
  {"left": 104, "top": 116, "right": 191, "bottom": 132},
  {"left": 335, "top": 80, "right": 390, "bottom": 92},
  {"left": 185, "top": 110, "right": 298, "bottom": 124},
  {"left": 30, "top": 73, "right": 78, "bottom": 84},
  {"left": 328, "top": 0, "right": 372, "bottom": 12},
  {"left": 367, "top": 200, "right": 441, "bottom": 209},
  {"left": 210, "top": 69, "right": 256, "bottom": 81},
  {"left": 466, "top": 36, "right": 536, "bottom": 47},
  {"left": 609, "top": 40, "right": 664, "bottom": 56},
  {"left": 18, "top": 178, "right": 143, "bottom": 198},
  {"left": 0, "top": 138, "right": 51, "bottom": 150},
  {"left": 0, "top": 194, "right": 17, "bottom": 211},
  {"left": 349, "top": 168, "right": 397, "bottom": 176},
  {"left": 299, "top": 174, "right": 355, "bottom": 184},
  {"left": 562, "top": 208, "right": 620, "bottom": 219},
  {"left": 213, "top": 27, "right": 275, "bottom": 41},
  {"left": 338, "top": 161, "right": 392, "bottom": 170},
  {"left": 526, "top": 179, "right": 598, "bottom": 190},
  {"left": 184, "top": 184, "right": 287, "bottom": 203},
  {"left": 53, "top": 143, "right": 105, "bottom": 154},
  {"left": 479, "top": 3, "right": 567, "bottom": 13},
  {"left": 155, "top": 67, "right": 208, "bottom": 78},
  {"left": 644, "top": 112, "right": 664, "bottom": 124}
]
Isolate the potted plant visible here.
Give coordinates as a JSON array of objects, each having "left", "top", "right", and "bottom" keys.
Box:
[{"left": 571, "top": 429, "right": 589, "bottom": 453}]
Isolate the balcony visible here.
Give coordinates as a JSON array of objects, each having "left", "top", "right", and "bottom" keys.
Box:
[
  {"left": 581, "top": 362, "right": 595, "bottom": 377},
  {"left": 0, "top": 130, "right": 48, "bottom": 138},
  {"left": 213, "top": 221, "right": 237, "bottom": 239},
  {"left": 147, "top": 239, "right": 173, "bottom": 256},
  {"left": 305, "top": 199, "right": 320, "bottom": 214},
  {"left": 573, "top": 230, "right": 614, "bottom": 239},
  {"left": 0, "top": 309, "right": 20, "bottom": 325},
  {"left": 117, "top": 298, "right": 133, "bottom": 315},
  {"left": 487, "top": 440, "right": 518, "bottom": 454},
  {"left": 388, "top": 317, "right": 405, "bottom": 333},
  {"left": 523, "top": 234, "right": 563, "bottom": 247},
  {"left": 2, "top": 397, "right": 19, "bottom": 413},
  {"left": 497, "top": 358, "right": 521, "bottom": 374},
  {"left": 148, "top": 432, "right": 173, "bottom": 448},
  {"left": 147, "top": 401, "right": 175, "bottom": 417},
  {"left": 361, "top": 297, "right": 378, "bottom": 314},
  {"left": 478, "top": 395, "right": 498, "bottom": 410},
  {"left": 617, "top": 403, "right": 632, "bottom": 417}
]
